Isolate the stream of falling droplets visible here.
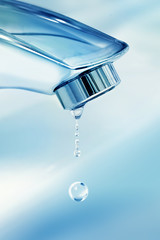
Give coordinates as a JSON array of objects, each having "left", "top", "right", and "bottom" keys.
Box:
[
  {"left": 71, "top": 107, "right": 84, "bottom": 158},
  {"left": 69, "top": 106, "right": 88, "bottom": 202},
  {"left": 74, "top": 119, "right": 80, "bottom": 157}
]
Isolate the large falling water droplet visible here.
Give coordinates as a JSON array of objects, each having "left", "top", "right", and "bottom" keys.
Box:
[
  {"left": 69, "top": 182, "right": 88, "bottom": 202},
  {"left": 71, "top": 107, "right": 84, "bottom": 158}
]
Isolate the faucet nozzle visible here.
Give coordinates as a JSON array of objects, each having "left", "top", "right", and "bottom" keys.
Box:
[{"left": 54, "top": 63, "right": 121, "bottom": 110}]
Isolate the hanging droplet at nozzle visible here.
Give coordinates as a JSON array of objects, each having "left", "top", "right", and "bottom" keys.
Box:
[{"left": 71, "top": 107, "right": 84, "bottom": 119}]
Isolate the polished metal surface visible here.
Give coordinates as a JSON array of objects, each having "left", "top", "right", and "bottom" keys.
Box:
[{"left": 54, "top": 63, "right": 121, "bottom": 110}]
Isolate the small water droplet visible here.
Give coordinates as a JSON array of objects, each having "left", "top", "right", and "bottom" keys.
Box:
[
  {"left": 75, "top": 147, "right": 78, "bottom": 151},
  {"left": 75, "top": 132, "right": 79, "bottom": 137},
  {"left": 75, "top": 125, "right": 79, "bottom": 131},
  {"left": 71, "top": 107, "right": 84, "bottom": 119},
  {"left": 75, "top": 139, "right": 79, "bottom": 145},
  {"left": 69, "top": 182, "right": 88, "bottom": 202},
  {"left": 74, "top": 149, "right": 81, "bottom": 157}
]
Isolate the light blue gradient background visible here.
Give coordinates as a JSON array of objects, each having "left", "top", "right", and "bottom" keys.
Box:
[{"left": 0, "top": 0, "right": 160, "bottom": 239}]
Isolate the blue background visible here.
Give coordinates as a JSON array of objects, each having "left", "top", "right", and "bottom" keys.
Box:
[{"left": 0, "top": 0, "right": 160, "bottom": 239}]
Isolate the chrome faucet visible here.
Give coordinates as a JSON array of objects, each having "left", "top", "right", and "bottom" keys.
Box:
[{"left": 0, "top": 0, "right": 129, "bottom": 110}]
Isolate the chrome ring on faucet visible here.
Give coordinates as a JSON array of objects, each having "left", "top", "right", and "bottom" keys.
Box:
[{"left": 54, "top": 63, "right": 121, "bottom": 110}]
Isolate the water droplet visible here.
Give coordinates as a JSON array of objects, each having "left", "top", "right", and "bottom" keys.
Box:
[
  {"left": 71, "top": 107, "right": 84, "bottom": 119},
  {"left": 74, "top": 149, "right": 81, "bottom": 157},
  {"left": 69, "top": 182, "right": 88, "bottom": 202},
  {"left": 75, "top": 131, "right": 79, "bottom": 137},
  {"left": 75, "top": 124, "right": 79, "bottom": 131},
  {"left": 75, "top": 139, "right": 79, "bottom": 145}
]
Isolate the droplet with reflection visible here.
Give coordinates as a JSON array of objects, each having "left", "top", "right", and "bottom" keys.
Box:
[{"left": 69, "top": 182, "right": 88, "bottom": 202}]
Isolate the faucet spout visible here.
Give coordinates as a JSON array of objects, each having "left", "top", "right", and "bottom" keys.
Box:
[{"left": 0, "top": 0, "right": 129, "bottom": 110}]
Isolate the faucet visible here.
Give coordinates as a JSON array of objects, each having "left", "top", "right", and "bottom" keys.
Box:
[{"left": 0, "top": 0, "right": 129, "bottom": 110}]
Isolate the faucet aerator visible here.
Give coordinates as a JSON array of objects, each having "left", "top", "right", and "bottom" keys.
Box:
[{"left": 54, "top": 63, "right": 120, "bottom": 110}]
